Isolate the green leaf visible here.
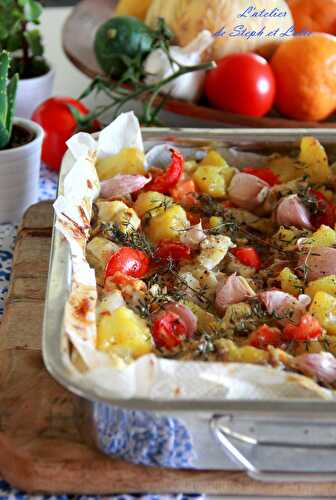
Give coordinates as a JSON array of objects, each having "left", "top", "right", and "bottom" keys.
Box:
[
  {"left": 0, "top": 121, "right": 10, "bottom": 149},
  {"left": 24, "top": 29, "right": 43, "bottom": 56},
  {"left": 6, "top": 32, "right": 22, "bottom": 52},
  {"left": 0, "top": 25, "right": 9, "bottom": 41},
  {"left": 0, "top": 51, "right": 10, "bottom": 127},
  {"left": 6, "top": 72, "right": 18, "bottom": 137},
  {"left": 18, "top": 0, "right": 42, "bottom": 22}
]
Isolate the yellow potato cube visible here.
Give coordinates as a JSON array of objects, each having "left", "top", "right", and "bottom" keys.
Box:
[
  {"left": 299, "top": 136, "right": 331, "bottom": 183},
  {"left": 86, "top": 236, "right": 119, "bottom": 284},
  {"left": 301, "top": 225, "right": 336, "bottom": 248},
  {"left": 97, "top": 306, "right": 153, "bottom": 359},
  {"left": 113, "top": 207, "right": 141, "bottom": 234},
  {"left": 97, "top": 200, "right": 128, "bottom": 222},
  {"left": 279, "top": 267, "right": 303, "bottom": 296},
  {"left": 268, "top": 155, "right": 303, "bottom": 182},
  {"left": 96, "top": 147, "right": 145, "bottom": 180},
  {"left": 216, "top": 339, "right": 268, "bottom": 364},
  {"left": 273, "top": 227, "right": 298, "bottom": 250},
  {"left": 309, "top": 291, "right": 336, "bottom": 335},
  {"left": 97, "top": 200, "right": 140, "bottom": 234},
  {"left": 209, "top": 216, "right": 223, "bottom": 230},
  {"left": 184, "top": 301, "right": 220, "bottom": 333},
  {"left": 305, "top": 275, "right": 336, "bottom": 299},
  {"left": 146, "top": 204, "right": 188, "bottom": 242},
  {"left": 201, "top": 150, "right": 227, "bottom": 167},
  {"left": 134, "top": 191, "right": 172, "bottom": 218},
  {"left": 236, "top": 346, "right": 269, "bottom": 364},
  {"left": 193, "top": 165, "right": 226, "bottom": 198}
]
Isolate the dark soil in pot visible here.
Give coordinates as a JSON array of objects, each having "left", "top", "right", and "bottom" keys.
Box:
[{"left": 6, "top": 124, "right": 36, "bottom": 150}]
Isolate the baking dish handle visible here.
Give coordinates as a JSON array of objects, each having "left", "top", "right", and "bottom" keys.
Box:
[{"left": 210, "top": 414, "right": 336, "bottom": 482}]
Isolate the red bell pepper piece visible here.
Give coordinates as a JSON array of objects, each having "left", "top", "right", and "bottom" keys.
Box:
[
  {"left": 147, "top": 148, "right": 184, "bottom": 193},
  {"left": 151, "top": 311, "right": 188, "bottom": 349},
  {"left": 309, "top": 189, "right": 335, "bottom": 229},
  {"left": 249, "top": 324, "right": 282, "bottom": 349},
  {"left": 231, "top": 247, "right": 261, "bottom": 271},
  {"left": 154, "top": 241, "right": 191, "bottom": 263},
  {"left": 283, "top": 314, "right": 322, "bottom": 341},
  {"left": 105, "top": 247, "right": 150, "bottom": 283},
  {"left": 242, "top": 167, "right": 279, "bottom": 186}
]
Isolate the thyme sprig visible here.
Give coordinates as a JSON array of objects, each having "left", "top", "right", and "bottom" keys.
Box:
[{"left": 98, "top": 222, "right": 155, "bottom": 257}]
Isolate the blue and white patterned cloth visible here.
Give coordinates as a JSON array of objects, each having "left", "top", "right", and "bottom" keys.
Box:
[{"left": 0, "top": 165, "right": 203, "bottom": 500}]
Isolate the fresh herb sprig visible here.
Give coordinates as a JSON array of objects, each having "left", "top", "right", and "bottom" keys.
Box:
[
  {"left": 77, "top": 19, "right": 215, "bottom": 126},
  {"left": 98, "top": 222, "right": 155, "bottom": 257}
]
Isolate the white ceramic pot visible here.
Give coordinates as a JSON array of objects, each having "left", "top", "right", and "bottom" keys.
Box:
[
  {"left": 15, "top": 66, "right": 55, "bottom": 119},
  {"left": 0, "top": 118, "right": 44, "bottom": 224}
]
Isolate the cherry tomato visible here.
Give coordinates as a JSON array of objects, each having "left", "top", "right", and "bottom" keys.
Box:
[
  {"left": 170, "top": 179, "right": 196, "bottom": 205},
  {"left": 231, "top": 247, "right": 261, "bottom": 271},
  {"left": 105, "top": 247, "right": 149, "bottom": 282},
  {"left": 249, "top": 324, "right": 282, "bottom": 349},
  {"left": 32, "top": 97, "right": 100, "bottom": 172},
  {"left": 242, "top": 167, "right": 279, "bottom": 187},
  {"left": 146, "top": 149, "right": 184, "bottom": 193},
  {"left": 154, "top": 241, "right": 191, "bottom": 263},
  {"left": 152, "top": 311, "right": 188, "bottom": 349},
  {"left": 309, "top": 190, "right": 336, "bottom": 229},
  {"left": 283, "top": 314, "right": 322, "bottom": 341},
  {"left": 204, "top": 53, "right": 276, "bottom": 117}
]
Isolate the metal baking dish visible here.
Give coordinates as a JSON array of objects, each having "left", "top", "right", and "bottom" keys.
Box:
[{"left": 43, "top": 128, "right": 336, "bottom": 481}]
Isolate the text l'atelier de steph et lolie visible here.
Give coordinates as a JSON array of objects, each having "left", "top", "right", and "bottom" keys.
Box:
[{"left": 213, "top": 5, "right": 312, "bottom": 40}]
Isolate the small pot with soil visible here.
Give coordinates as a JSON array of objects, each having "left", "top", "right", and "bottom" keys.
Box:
[{"left": 0, "top": 52, "right": 43, "bottom": 224}]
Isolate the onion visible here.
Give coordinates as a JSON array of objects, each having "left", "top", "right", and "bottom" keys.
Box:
[
  {"left": 228, "top": 172, "right": 269, "bottom": 210},
  {"left": 259, "top": 290, "right": 307, "bottom": 325},
  {"left": 294, "top": 353, "right": 336, "bottom": 385},
  {"left": 100, "top": 174, "right": 151, "bottom": 198},
  {"left": 215, "top": 273, "right": 255, "bottom": 314},
  {"left": 156, "top": 303, "right": 198, "bottom": 338},
  {"left": 276, "top": 194, "right": 313, "bottom": 230},
  {"left": 180, "top": 222, "right": 206, "bottom": 249},
  {"left": 298, "top": 246, "right": 336, "bottom": 281}
]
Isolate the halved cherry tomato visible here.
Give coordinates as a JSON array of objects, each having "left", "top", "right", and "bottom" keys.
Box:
[
  {"left": 105, "top": 247, "right": 149, "bottom": 282},
  {"left": 309, "top": 189, "right": 336, "bottom": 229},
  {"left": 283, "top": 314, "right": 322, "bottom": 341},
  {"left": 170, "top": 179, "right": 196, "bottom": 205},
  {"left": 154, "top": 241, "right": 191, "bottom": 263},
  {"left": 231, "top": 247, "right": 261, "bottom": 271},
  {"left": 152, "top": 311, "right": 188, "bottom": 349},
  {"left": 249, "top": 324, "right": 282, "bottom": 349},
  {"left": 242, "top": 167, "right": 279, "bottom": 187},
  {"left": 146, "top": 149, "right": 184, "bottom": 193}
]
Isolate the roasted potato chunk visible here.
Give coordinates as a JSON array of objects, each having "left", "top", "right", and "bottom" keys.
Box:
[
  {"left": 96, "top": 147, "right": 145, "bottom": 180},
  {"left": 97, "top": 306, "right": 153, "bottom": 359}
]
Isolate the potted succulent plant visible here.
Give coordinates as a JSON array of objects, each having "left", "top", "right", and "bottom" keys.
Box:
[
  {"left": 0, "top": 51, "right": 44, "bottom": 224},
  {"left": 0, "top": 0, "right": 54, "bottom": 119}
]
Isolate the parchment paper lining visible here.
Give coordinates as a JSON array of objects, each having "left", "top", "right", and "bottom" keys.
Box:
[{"left": 54, "top": 112, "right": 333, "bottom": 402}]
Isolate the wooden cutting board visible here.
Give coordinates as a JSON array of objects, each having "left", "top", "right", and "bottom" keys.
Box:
[{"left": 0, "top": 200, "right": 336, "bottom": 496}]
